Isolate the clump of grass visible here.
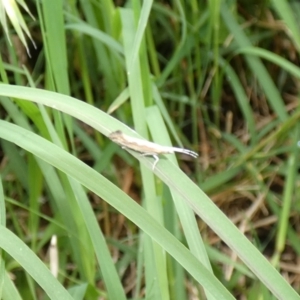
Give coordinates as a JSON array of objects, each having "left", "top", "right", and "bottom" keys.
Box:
[{"left": 0, "top": 1, "right": 299, "bottom": 299}]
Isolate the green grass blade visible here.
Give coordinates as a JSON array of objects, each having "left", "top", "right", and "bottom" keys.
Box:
[
  {"left": 221, "top": 2, "right": 288, "bottom": 121},
  {"left": 0, "top": 85, "right": 298, "bottom": 299},
  {"left": 271, "top": 0, "right": 300, "bottom": 50},
  {"left": 121, "top": 7, "right": 169, "bottom": 298},
  {"left": 0, "top": 226, "right": 72, "bottom": 300},
  {"left": 236, "top": 47, "right": 300, "bottom": 79}
]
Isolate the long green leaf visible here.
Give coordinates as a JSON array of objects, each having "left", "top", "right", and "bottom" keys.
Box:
[{"left": 0, "top": 84, "right": 298, "bottom": 299}]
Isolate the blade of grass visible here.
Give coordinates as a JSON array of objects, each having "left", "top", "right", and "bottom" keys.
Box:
[
  {"left": 274, "top": 129, "right": 299, "bottom": 263},
  {"left": 221, "top": 2, "right": 288, "bottom": 121},
  {"left": 146, "top": 106, "right": 214, "bottom": 300},
  {"left": 271, "top": 0, "right": 300, "bottom": 51},
  {"left": 3, "top": 271, "right": 22, "bottom": 300},
  {"left": 39, "top": 0, "right": 69, "bottom": 94},
  {"left": 121, "top": 7, "right": 169, "bottom": 299},
  {"left": 0, "top": 225, "right": 72, "bottom": 300},
  {"left": 221, "top": 58, "right": 257, "bottom": 143},
  {"left": 0, "top": 85, "right": 298, "bottom": 299},
  {"left": 37, "top": 0, "right": 73, "bottom": 153},
  {"left": 236, "top": 47, "right": 300, "bottom": 79},
  {"left": 77, "top": 0, "right": 124, "bottom": 101},
  {"left": 146, "top": 106, "right": 211, "bottom": 267},
  {"left": 0, "top": 179, "right": 5, "bottom": 300},
  {"left": 156, "top": 0, "right": 187, "bottom": 86}
]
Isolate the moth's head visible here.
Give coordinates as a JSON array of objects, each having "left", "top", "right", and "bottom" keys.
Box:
[{"left": 109, "top": 130, "right": 122, "bottom": 141}]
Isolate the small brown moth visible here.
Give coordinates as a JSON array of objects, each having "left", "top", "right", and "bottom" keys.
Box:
[{"left": 109, "top": 130, "right": 198, "bottom": 170}]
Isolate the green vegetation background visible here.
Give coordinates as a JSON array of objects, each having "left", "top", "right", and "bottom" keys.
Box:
[{"left": 0, "top": 0, "right": 300, "bottom": 299}]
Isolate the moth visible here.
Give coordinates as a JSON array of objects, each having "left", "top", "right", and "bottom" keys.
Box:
[{"left": 109, "top": 130, "right": 198, "bottom": 170}]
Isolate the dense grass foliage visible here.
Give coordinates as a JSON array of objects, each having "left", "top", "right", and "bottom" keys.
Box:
[{"left": 0, "top": 0, "right": 300, "bottom": 299}]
